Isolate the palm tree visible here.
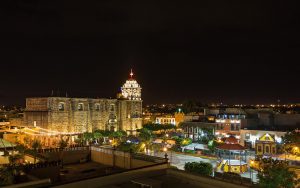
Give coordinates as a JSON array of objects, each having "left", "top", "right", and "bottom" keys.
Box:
[
  {"left": 138, "top": 128, "right": 154, "bottom": 154},
  {"left": 58, "top": 137, "right": 69, "bottom": 168},
  {"left": 93, "top": 132, "right": 103, "bottom": 144},
  {"left": 31, "top": 139, "right": 42, "bottom": 164},
  {"left": 0, "top": 154, "right": 24, "bottom": 186},
  {"left": 109, "top": 131, "right": 127, "bottom": 146},
  {"left": 83, "top": 132, "right": 93, "bottom": 145}
]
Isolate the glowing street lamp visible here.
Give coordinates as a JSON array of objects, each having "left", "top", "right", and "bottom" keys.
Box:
[
  {"left": 163, "top": 147, "right": 167, "bottom": 152},
  {"left": 163, "top": 147, "right": 168, "bottom": 161}
]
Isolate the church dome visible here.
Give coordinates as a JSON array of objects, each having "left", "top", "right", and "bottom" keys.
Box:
[{"left": 121, "top": 69, "right": 142, "bottom": 100}]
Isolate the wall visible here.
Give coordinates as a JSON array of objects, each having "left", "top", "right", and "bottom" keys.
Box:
[
  {"left": 52, "top": 163, "right": 168, "bottom": 188},
  {"left": 44, "top": 148, "right": 90, "bottom": 164},
  {"left": 23, "top": 97, "right": 143, "bottom": 134},
  {"left": 274, "top": 114, "right": 300, "bottom": 126},
  {"left": 91, "top": 146, "right": 160, "bottom": 169},
  {"left": 167, "top": 169, "right": 249, "bottom": 188}
]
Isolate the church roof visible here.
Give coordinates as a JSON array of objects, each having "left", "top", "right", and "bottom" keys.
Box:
[
  {"left": 224, "top": 136, "right": 239, "bottom": 144},
  {"left": 216, "top": 143, "right": 246, "bottom": 151}
]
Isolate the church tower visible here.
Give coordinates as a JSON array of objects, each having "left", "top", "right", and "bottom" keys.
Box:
[
  {"left": 121, "top": 69, "right": 142, "bottom": 100},
  {"left": 118, "top": 69, "right": 143, "bottom": 135}
]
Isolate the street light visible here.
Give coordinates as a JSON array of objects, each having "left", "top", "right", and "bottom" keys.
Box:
[
  {"left": 163, "top": 147, "right": 168, "bottom": 162},
  {"left": 249, "top": 160, "right": 254, "bottom": 183}
]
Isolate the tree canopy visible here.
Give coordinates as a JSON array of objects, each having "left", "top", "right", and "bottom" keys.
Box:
[
  {"left": 257, "top": 157, "right": 299, "bottom": 188},
  {"left": 142, "top": 123, "right": 175, "bottom": 131},
  {"left": 282, "top": 130, "right": 300, "bottom": 155}
]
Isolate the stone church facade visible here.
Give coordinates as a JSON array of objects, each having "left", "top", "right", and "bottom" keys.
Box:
[{"left": 23, "top": 71, "right": 143, "bottom": 134}]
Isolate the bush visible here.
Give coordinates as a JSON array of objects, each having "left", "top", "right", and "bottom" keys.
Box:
[
  {"left": 184, "top": 150, "right": 195, "bottom": 154},
  {"left": 184, "top": 161, "right": 213, "bottom": 176},
  {"left": 181, "top": 138, "right": 192, "bottom": 146},
  {"left": 116, "top": 142, "right": 137, "bottom": 152}
]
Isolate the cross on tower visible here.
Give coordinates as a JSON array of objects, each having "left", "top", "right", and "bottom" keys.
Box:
[{"left": 130, "top": 69, "right": 134, "bottom": 78}]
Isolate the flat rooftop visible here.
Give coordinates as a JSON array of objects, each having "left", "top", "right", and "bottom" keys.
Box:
[{"left": 59, "top": 162, "right": 124, "bottom": 184}]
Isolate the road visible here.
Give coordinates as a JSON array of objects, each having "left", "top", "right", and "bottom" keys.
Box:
[
  {"left": 152, "top": 151, "right": 217, "bottom": 170},
  {"left": 149, "top": 151, "right": 258, "bottom": 183}
]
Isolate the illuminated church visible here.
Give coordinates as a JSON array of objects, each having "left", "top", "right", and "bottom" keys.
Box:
[{"left": 23, "top": 70, "right": 143, "bottom": 135}]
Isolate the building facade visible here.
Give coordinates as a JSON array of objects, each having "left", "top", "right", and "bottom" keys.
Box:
[{"left": 23, "top": 71, "right": 143, "bottom": 135}]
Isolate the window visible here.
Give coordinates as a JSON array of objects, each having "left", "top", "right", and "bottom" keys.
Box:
[
  {"left": 265, "top": 146, "right": 270, "bottom": 153},
  {"left": 189, "top": 128, "right": 193, "bottom": 133},
  {"left": 58, "top": 102, "right": 65, "bottom": 111},
  {"left": 272, "top": 146, "right": 276, "bottom": 153},
  {"left": 110, "top": 104, "right": 114, "bottom": 112},
  {"left": 245, "top": 133, "right": 250, "bottom": 140},
  {"left": 236, "top": 125, "right": 240, "bottom": 130},
  {"left": 78, "top": 103, "right": 84, "bottom": 111},
  {"left": 95, "top": 104, "right": 100, "bottom": 111},
  {"left": 231, "top": 124, "right": 235, "bottom": 131},
  {"left": 258, "top": 146, "right": 262, "bottom": 152}
]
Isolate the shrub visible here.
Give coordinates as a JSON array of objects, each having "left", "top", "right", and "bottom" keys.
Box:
[
  {"left": 184, "top": 150, "right": 195, "bottom": 154},
  {"left": 184, "top": 161, "right": 213, "bottom": 176}
]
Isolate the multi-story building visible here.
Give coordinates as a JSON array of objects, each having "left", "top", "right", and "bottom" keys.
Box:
[
  {"left": 23, "top": 71, "right": 143, "bottom": 135},
  {"left": 215, "top": 114, "right": 245, "bottom": 137}
]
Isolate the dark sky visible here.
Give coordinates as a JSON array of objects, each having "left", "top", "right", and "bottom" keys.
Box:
[{"left": 0, "top": 0, "right": 299, "bottom": 105}]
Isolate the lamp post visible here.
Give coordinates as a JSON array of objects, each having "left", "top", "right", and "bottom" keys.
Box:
[
  {"left": 163, "top": 147, "right": 168, "bottom": 163},
  {"left": 250, "top": 160, "right": 254, "bottom": 183}
]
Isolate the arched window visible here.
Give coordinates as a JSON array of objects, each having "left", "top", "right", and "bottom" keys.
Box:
[
  {"left": 58, "top": 102, "right": 65, "bottom": 111},
  {"left": 78, "top": 103, "right": 84, "bottom": 111},
  {"left": 110, "top": 104, "right": 115, "bottom": 112},
  {"left": 95, "top": 103, "right": 100, "bottom": 111}
]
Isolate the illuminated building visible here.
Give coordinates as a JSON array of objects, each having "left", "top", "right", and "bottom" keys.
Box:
[
  {"left": 121, "top": 69, "right": 142, "bottom": 101},
  {"left": 181, "top": 122, "right": 215, "bottom": 141},
  {"left": 214, "top": 114, "right": 245, "bottom": 139},
  {"left": 239, "top": 129, "right": 285, "bottom": 150},
  {"left": 155, "top": 116, "right": 176, "bottom": 125},
  {"left": 23, "top": 70, "right": 142, "bottom": 135}
]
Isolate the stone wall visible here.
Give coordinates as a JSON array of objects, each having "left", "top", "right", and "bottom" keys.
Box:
[
  {"left": 24, "top": 97, "right": 143, "bottom": 134},
  {"left": 90, "top": 146, "right": 158, "bottom": 169}
]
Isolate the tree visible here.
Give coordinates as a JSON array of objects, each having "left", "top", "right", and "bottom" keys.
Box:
[
  {"left": 58, "top": 138, "right": 68, "bottom": 149},
  {"left": 184, "top": 161, "right": 213, "bottom": 176},
  {"left": 142, "top": 123, "right": 175, "bottom": 133},
  {"left": 109, "top": 130, "right": 127, "bottom": 146},
  {"left": 93, "top": 131, "right": 103, "bottom": 144},
  {"left": 181, "top": 138, "right": 192, "bottom": 147},
  {"left": 0, "top": 154, "right": 24, "bottom": 185},
  {"left": 58, "top": 137, "right": 69, "bottom": 168},
  {"left": 31, "top": 139, "right": 41, "bottom": 164},
  {"left": 257, "top": 157, "right": 299, "bottom": 188},
  {"left": 282, "top": 130, "right": 300, "bottom": 156},
  {"left": 138, "top": 128, "right": 154, "bottom": 153},
  {"left": 83, "top": 132, "right": 93, "bottom": 145},
  {"left": 207, "top": 140, "right": 217, "bottom": 153}
]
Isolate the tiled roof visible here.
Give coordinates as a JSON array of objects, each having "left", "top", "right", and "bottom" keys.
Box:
[{"left": 216, "top": 143, "right": 246, "bottom": 151}]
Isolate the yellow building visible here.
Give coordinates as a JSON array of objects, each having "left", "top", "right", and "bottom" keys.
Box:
[
  {"left": 174, "top": 110, "right": 184, "bottom": 126},
  {"left": 255, "top": 133, "right": 277, "bottom": 155},
  {"left": 217, "top": 159, "right": 248, "bottom": 173}
]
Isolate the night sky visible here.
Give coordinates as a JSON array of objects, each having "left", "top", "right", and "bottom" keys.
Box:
[{"left": 0, "top": 0, "right": 299, "bottom": 105}]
